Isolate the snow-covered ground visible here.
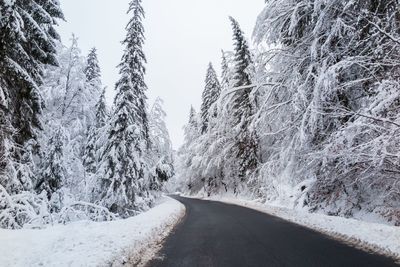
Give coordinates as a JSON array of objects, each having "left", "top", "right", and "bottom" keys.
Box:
[
  {"left": 199, "top": 194, "right": 400, "bottom": 262},
  {"left": 0, "top": 196, "right": 185, "bottom": 267}
]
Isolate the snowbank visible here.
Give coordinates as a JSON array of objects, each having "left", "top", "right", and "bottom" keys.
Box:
[
  {"left": 0, "top": 196, "right": 185, "bottom": 267},
  {"left": 203, "top": 195, "right": 400, "bottom": 261}
]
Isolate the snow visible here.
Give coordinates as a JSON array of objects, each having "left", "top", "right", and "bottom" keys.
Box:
[
  {"left": 200, "top": 194, "right": 400, "bottom": 262},
  {"left": 0, "top": 196, "right": 185, "bottom": 267}
]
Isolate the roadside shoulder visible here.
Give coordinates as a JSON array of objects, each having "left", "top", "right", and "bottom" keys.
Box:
[{"left": 0, "top": 196, "right": 186, "bottom": 267}]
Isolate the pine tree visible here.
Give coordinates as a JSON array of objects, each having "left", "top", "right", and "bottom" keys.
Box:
[
  {"left": 94, "top": 87, "right": 108, "bottom": 129},
  {"left": 200, "top": 63, "right": 221, "bottom": 133},
  {"left": 229, "top": 17, "right": 259, "bottom": 181},
  {"left": 85, "top": 48, "right": 101, "bottom": 83},
  {"left": 83, "top": 88, "right": 108, "bottom": 174},
  {"left": 189, "top": 106, "right": 198, "bottom": 130},
  {"left": 176, "top": 107, "right": 200, "bottom": 192},
  {"left": 0, "top": 0, "right": 64, "bottom": 195},
  {"left": 36, "top": 127, "right": 66, "bottom": 203},
  {"left": 149, "top": 98, "right": 174, "bottom": 188},
  {"left": 229, "top": 17, "right": 254, "bottom": 123},
  {"left": 221, "top": 50, "right": 230, "bottom": 90},
  {"left": 98, "top": 0, "right": 151, "bottom": 216},
  {"left": 0, "top": 0, "right": 64, "bottom": 146},
  {"left": 84, "top": 47, "right": 103, "bottom": 109}
]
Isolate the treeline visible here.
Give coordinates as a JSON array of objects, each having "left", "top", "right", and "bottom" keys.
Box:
[
  {"left": 0, "top": 0, "right": 173, "bottom": 229},
  {"left": 175, "top": 0, "right": 400, "bottom": 225}
]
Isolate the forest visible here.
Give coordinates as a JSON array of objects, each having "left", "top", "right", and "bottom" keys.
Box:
[
  {"left": 1, "top": 0, "right": 400, "bottom": 233},
  {"left": 174, "top": 0, "right": 400, "bottom": 225},
  {"left": 0, "top": 0, "right": 174, "bottom": 229}
]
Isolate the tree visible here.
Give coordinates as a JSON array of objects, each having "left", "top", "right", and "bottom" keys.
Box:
[
  {"left": 0, "top": 0, "right": 64, "bottom": 229},
  {"left": 148, "top": 98, "right": 174, "bottom": 189},
  {"left": 229, "top": 17, "right": 259, "bottom": 182},
  {"left": 84, "top": 47, "right": 103, "bottom": 112},
  {"left": 98, "top": 0, "right": 152, "bottom": 216},
  {"left": 220, "top": 50, "right": 235, "bottom": 91},
  {"left": 189, "top": 106, "right": 199, "bottom": 131},
  {"left": 200, "top": 63, "right": 221, "bottom": 133},
  {"left": 40, "top": 37, "right": 101, "bottom": 202},
  {"left": 85, "top": 48, "right": 101, "bottom": 83},
  {"left": 0, "top": 0, "right": 63, "bottom": 196},
  {"left": 174, "top": 107, "right": 201, "bottom": 192},
  {"left": 83, "top": 88, "right": 109, "bottom": 174},
  {"left": 253, "top": 0, "right": 400, "bottom": 221},
  {"left": 0, "top": 0, "right": 64, "bottom": 147},
  {"left": 36, "top": 127, "right": 66, "bottom": 212},
  {"left": 94, "top": 87, "right": 108, "bottom": 129}
]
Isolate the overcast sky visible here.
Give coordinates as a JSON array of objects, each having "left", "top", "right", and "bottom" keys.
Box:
[{"left": 58, "top": 0, "right": 265, "bottom": 148}]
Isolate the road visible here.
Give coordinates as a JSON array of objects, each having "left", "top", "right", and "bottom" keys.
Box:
[{"left": 147, "top": 196, "right": 399, "bottom": 267}]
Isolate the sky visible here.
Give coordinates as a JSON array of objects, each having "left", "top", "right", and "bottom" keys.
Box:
[{"left": 58, "top": 0, "right": 265, "bottom": 148}]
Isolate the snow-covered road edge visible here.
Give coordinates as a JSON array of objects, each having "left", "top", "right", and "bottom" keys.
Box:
[
  {"left": 0, "top": 196, "right": 185, "bottom": 267},
  {"left": 112, "top": 197, "right": 186, "bottom": 267},
  {"left": 197, "top": 195, "right": 400, "bottom": 262}
]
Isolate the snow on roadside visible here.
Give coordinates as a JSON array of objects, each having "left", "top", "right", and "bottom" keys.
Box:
[
  {"left": 201, "top": 194, "right": 400, "bottom": 261},
  {"left": 0, "top": 196, "right": 185, "bottom": 267}
]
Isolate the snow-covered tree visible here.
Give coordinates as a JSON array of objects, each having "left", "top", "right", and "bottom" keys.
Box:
[
  {"left": 252, "top": 0, "right": 400, "bottom": 222},
  {"left": 174, "top": 21, "right": 260, "bottom": 195},
  {"left": 83, "top": 87, "right": 108, "bottom": 174},
  {"left": 0, "top": 0, "right": 64, "bottom": 146},
  {"left": 94, "top": 87, "right": 108, "bottom": 129},
  {"left": 229, "top": 17, "right": 259, "bottom": 182},
  {"left": 85, "top": 48, "right": 101, "bottom": 83},
  {"left": 0, "top": 0, "right": 64, "bottom": 229},
  {"left": 148, "top": 98, "right": 174, "bottom": 189},
  {"left": 200, "top": 63, "right": 221, "bottom": 133},
  {"left": 98, "top": 0, "right": 152, "bottom": 216},
  {"left": 0, "top": 0, "right": 64, "bottom": 197},
  {"left": 0, "top": 104, "right": 20, "bottom": 193},
  {"left": 188, "top": 106, "right": 199, "bottom": 134},
  {"left": 221, "top": 50, "right": 235, "bottom": 91},
  {"left": 36, "top": 127, "right": 66, "bottom": 212},
  {"left": 174, "top": 107, "right": 201, "bottom": 192},
  {"left": 81, "top": 47, "right": 107, "bottom": 177},
  {"left": 39, "top": 37, "right": 101, "bottom": 203}
]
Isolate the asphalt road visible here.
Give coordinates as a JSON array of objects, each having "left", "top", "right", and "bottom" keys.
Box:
[{"left": 147, "top": 196, "right": 399, "bottom": 267}]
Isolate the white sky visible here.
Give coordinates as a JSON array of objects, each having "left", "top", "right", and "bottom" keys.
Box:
[{"left": 58, "top": 0, "right": 265, "bottom": 148}]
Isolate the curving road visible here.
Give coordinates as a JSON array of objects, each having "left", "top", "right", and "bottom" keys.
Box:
[{"left": 147, "top": 196, "right": 399, "bottom": 267}]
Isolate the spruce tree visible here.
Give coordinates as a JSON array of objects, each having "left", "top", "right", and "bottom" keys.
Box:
[
  {"left": 178, "top": 107, "right": 200, "bottom": 191},
  {"left": 189, "top": 106, "right": 198, "bottom": 130},
  {"left": 221, "top": 50, "right": 230, "bottom": 90},
  {"left": 200, "top": 63, "right": 221, "bottom": 133},
  {"left": 83, "top": 88, "right": 108, "bottom": 174},
  {"left": 94, "top": 87, "right": 108, "bottom": 129},
  {"left": 98, "top": 0, "right": 151, "bottom": 216},
  {"left": 0, "top": 0, "right": 64, "bottom": 146},
  {"left": 85, "top": 48, "right": 101, "bottom": 83},
  {"left": 230, "top": 17, "right": 253, "bottom": 83},
  {"left": 84, "top": 47, "right": 103, "bottom": 117},
  {"left": 229, "top": 17, "right": 259, "bottom": 181},
  {"left": 36, "top": 127, "right": 66, "bottom": 203},
  {"left": 0, "top": 0, "right": 63, "bottom": 194}
]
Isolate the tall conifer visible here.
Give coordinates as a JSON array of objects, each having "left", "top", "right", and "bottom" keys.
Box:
[
  {"left": 200, "top": 63, "right": 221, "bottom": 133},
  {"left": 98, "top": 0, "right": 151, "bottom": 216}
]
